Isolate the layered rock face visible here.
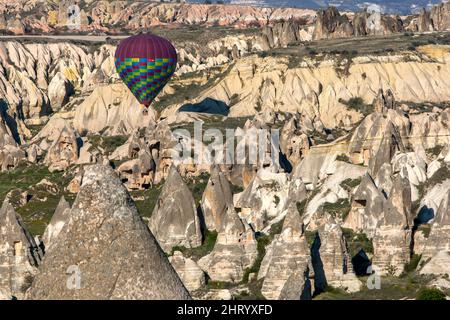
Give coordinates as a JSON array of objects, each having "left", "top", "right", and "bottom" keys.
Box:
[
  {"left": 0, "top": 200, "right": 42, "bottom": 300},
  {"left": 0, "top": 41, "right": 96, "bottom": 119},
  {"left": 0, "top": 1, "right": 316, "bottom": 33},
  {"left": 311, "top": 214, "right": 362, "bottom": 293},
  {"left": 259, "top": 204, "right": 311, "bottom": 300},
  {"left": 149, "top": 165, "right": 202, "bottom": 253},
  {"left": 201, "top": 165, "right": 233, "bottom": 232},
  {"left": 1, "top": 1, "right": 448, "bottom": 36},
  {"left": 198, "top": 207, "right": 257, "bottom": 283},
  {"left": 27, "top": 165, "right": 190, "bottom": 300},
  {"left": 372, "top": 174, "right": 413, "bottom": 276},
  {"left": 199, "top": 51, "right": 450, "bottom": 129}
]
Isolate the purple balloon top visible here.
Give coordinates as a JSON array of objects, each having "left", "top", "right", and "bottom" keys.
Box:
[{"left": 115, "top": 33, "right": 178, "bottom": 61}]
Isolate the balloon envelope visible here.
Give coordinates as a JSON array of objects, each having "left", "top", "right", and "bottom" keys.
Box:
[{"left": 115, "top": 33, "right": 177, "bottom": 107}]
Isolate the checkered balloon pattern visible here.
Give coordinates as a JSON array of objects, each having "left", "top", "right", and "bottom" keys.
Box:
[
  {"left": 114, "top": 33, "right": 177, "bottom": 108},
  {"left": 115, "top": 57, "right": 176, "bottom": 107}
]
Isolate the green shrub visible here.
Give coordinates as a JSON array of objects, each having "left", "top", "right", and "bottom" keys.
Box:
[
  {"left": 296, "top": 200, "right": 307, "bottom": 216},
  {"left": 171, "top": 230, "right": 218, "bottom": 261},
  {"left": 417, "top": 224, "right": 431, "bottom": 238},
  {"left": 131, "top": 187, "right": 162, "bottom": 218},
  {"left": 348, "top": 97, "right": 365, "bottom": 109},
  {"left": 206, "top": 281, "right": 233, "bottom": 289},
  {"left": 242, "top": 235, "right": 270, "bottom": 284},
  {"left": 186, "top": 172, "right": 210, "bottom": 205},
  {"left": 274, "top": 195, "right": 280, "bottom": 206},
  {"left": 336, "top": 154, "right": 351, "bottom": 163},
  {"left": 339, "top": 97, "right": 374, "bottom": 116},
  {"left": 342, "top": 228, "right": 374, "bottom": 257},
  {"left": 426, "top": 145, "right": 444, "bottom": 157},
  {"left": 385, "top": 263, "right": 398, "bottom": 277},
  {"left": 231, "top": 184, "right": 244, "bottom": 194},
  {"left": 340, "top": 178, "right": 361, "bottom": 191},
  {"left": 323, "top": 199, "right": 351, "bottom": 220},
  {"left": 404, "top": 254, "right": 422, "bottom": 274},
  {"left": 305, "top": 231, "right": 317, "bottom": 248},
  {"left": 416, "top": 288, "right": 446, "bottom": 300}
]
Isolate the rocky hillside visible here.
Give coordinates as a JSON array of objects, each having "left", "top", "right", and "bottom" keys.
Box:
[
  {"left": 0, "top": 0, "right": 316, "bottom": 35},
  {"left": 0, "top": 3, "right": 450, "bottom": 301}
]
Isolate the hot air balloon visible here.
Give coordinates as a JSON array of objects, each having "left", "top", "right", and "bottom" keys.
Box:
[{"left": 114, "top": 33, "right": 177, "bottom": 108}]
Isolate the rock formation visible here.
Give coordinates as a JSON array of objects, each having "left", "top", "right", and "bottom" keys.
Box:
[
  {"left": 344, "top": 173, "right": 386, "bottom": 238},
  {"left": 44, "top": 125, "right": 79, "bottom": 172},
  {"left": 348, "top": 105, "right": 410, "bottom": 167},
  {"left": 420, "top": 191, "right": 450, "bottom": 266},
  {"left": 416, "top": 2, "right": 450, "bottom": 32},
  {"left": 420, "top": 251, "right": 450, "bottom": 276},
  {"left": 280, "top": 115, "right": 310, "bottom": 167},
  {"left": 300, "top": 159, "right": 366, "bottom": 224},
  {"left": 418, "top": 8, "right": 434, "bottom": 32},
  {"left": 313, "top": 6, "right": 404, "bottom": 40},
  {"left": 117, "top": 149, "right": 156, "bottom": 190},
  {"left": 259, "top": 203, "right": 311, "bottom": 300},
  {"left": 313, "top": 7, "right": 354, "bottom": 40},
  {"left": 47, "top": 72, "right": 74, "bottom": 111},
  {"left": 372, "top": 173, "right": 413, "bottom": 276},
  {"left": 201, "top": 52, "right": 450, "bottom": 130},
  {"left": 201, "top": 165, "right": 233, "bottom": 231},
  {"left": 27, "top": 165, "right": 190, "bottom": 300},
  {"left": 0, "top": 0, "right": 448, "bottom": 301},
  {"left": 73, "top": 84, "right": 157, "bottom": 136},
  {"left": 0, "top": 1, "right": 317, "bottom": 33},
  {"left": 149, "top": 165, "right": 202, "bottom": 252},
  {"left": 311, "top": 214, "right": 362, "bottom": 293},
  {"left": 42, "top": 196, "right": 71, "bottom": 251},
  {"left": 169, "top": 251, "right": 206, "bottom": 292},
  {"left": 0, "top": 109, "right": 24, "bottom": 171},
  {"left": 260, "top": 21, "right": 312, "bottom": 49},
  {"left": 198, "top": 206, "right": 257, "bottom": 283},
  {"left": 368, "top": 121, "right": 405, "bottom": 178},
  {"left": 430, "top": 2, "right": 450, "bottom": 31},
  {"left": 236, "top": 169, "right": 307, "bottom": 232},
  {"left": 0, "top": 200, "right": 42, "bottom": 300}
]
